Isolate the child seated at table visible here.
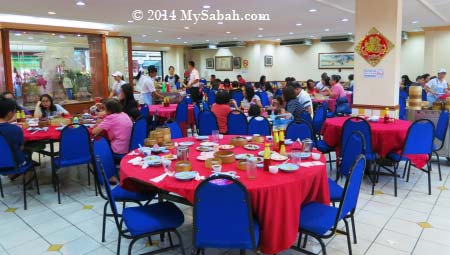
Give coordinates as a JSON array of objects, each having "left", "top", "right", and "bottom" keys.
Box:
[
  {"left": 248, "top": 104, "right": 262, "bottom": 121},
  {"left": 34, "top": 94, "right": 69, "bottom": 119},
  {"left": 92, "top": 99, "right": 133, "bottom": 155},
  {"left": 0, "top": 96, "right": 26, "bottom": 167}
]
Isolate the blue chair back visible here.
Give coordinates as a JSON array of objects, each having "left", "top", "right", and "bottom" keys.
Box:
[
  {"left": 435, "top": 110, "right": 449, "bottom": 142},
  {"left": 139, "top": 104, "right": 150, "bottom": 121},
  {"left": 200, "top": 78, "right": 207, "bottom": 86},
  {"left": 402, "top": 119, "right": 435, "bottom": 156},
  {"left": 0, "top": 134, "right": 18, "bottom": 170},
  {"left": 259, "top": 91, "right": 270, "bottom": 107},
  {"left": 339, "top": 131, "right": 365, "bottom": 177},
  {"left": 193, "top": 104, "right": 200, "bottom": 127},
  {"left": 93, "top": 137, "right": 117, "bottom": 187},
  {"left": 165, "top": 120, "right": 183, "bottom": 139},
  {"left": 175, "top": 82, "right": 181, "bottom": 90},
  {"left": 227, "top": 110, "right": 248, "bottom": 135},
  {"left": 198, "top": 111, "right": 219, "bottom": 136},
  {"left": 202, "top": 101, "right": 210, "bottom": 111},
  {"left": 337, "top": 155, "right": 367, "bottom": 221},
  {"left": 312, "top": 102, "right": 327, "bottom": 136},
  {"left": 300, "top": 111, "right": 313, "bottom": 125},
  {"left": 232, "top": 90, "right": 244, "bottom": 106},
  {"left": 129, "top": 117, "right": 148, "bottom": 151},
  {"left": 399, "top": 91, "right": 407, "bottom": 120},
  {"left": 335, "top": 96, "right": 351, "bottom": 115},
  {"left": 342, "top": 117, "right": 374, "bottom": 157},
  {"left": 59, "top": 124, "right": 91, "bottom": 163},
  {"left": 285, "top": 121, "right": 313, "bottom": 141},
  {"left": 175, "top": 102, "right": 188, "bottom": 123},
  {"left": 275, "top": 89, "right": 282, "bottom": 97},
  {"left": 248, "top": 117, "right": 271, "bottom": 136},
  {"left": 95, "top": 156, "right": 120, "bottom": 227},
  {"left": 193, "top": 174, "right": 258, "bottom": 249},
  {"left": 183, "top": 96, "right": 193, "bottom": 104},
  {"left": 208, "top": 90, "right": 217, "bottom": 106}
]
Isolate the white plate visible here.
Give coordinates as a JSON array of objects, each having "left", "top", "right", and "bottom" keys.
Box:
[
  {"left": 257, "top": 151, "right": 276, "bottom": 157},
  {"left": 235, "top": 153, "right": 255, "bottom": 160},
  {"left": 200, "top": 142, "right": 216, "bottom": 147},
  {"left": 174, "top": 171, "right": 198, "bottom": 181},
  {"left": 271, "top": 154, "right": 288, "bottom": 161},
  {"left": 300, "top": 152, "right": 311, "bottom": 159},
  {"left": 196, "top": 146, "right": 214, "bottom": 152},
  {"left": 219, "top": 144, "right": 234, "bottom": 150},
  {"left": 161, "top": 154, "right": 177, "bottom": 160},
  {"left": 144, "top": 155, "right": 162, "bottom": 166},
  {"left": 279, "top": 163, "right": 299, "bottom": 172},
  {"left": 196, "top": 136, "right": 209, "bottom": 140},
  {"left": 179, "top": 141, "right": 194, "bottom": 146},
  {"left": 244, "top": 144, "right": 260, "bottom": 151}
]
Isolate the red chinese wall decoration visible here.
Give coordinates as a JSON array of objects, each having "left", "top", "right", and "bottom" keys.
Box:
[{"left": 356, "top": 27, "right": 394, "bottom": 67}]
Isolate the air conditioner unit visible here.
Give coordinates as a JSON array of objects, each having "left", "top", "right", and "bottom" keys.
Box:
[
  {"left": 320, "top": 35, "right": 354, "bottom": 43},
  {"left": 280, "top": 38, "right": 312, "bottom": 46},
  {"left": 402, "top": 31, "right": 408, "bottom": 41},
  {"left": 191, "top": 44, "right": 217, "bottom": 50},
  {"left": 217, "top": 41, "right": 247, "bottom": 48}
]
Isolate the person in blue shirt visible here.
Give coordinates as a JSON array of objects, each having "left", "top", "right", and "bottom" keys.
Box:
[
  {"left": 1, "top": 91, "right": 31, "bottom": 116},
  {"left": 0, "top": 96, "right": 26, "bottom": 166}
]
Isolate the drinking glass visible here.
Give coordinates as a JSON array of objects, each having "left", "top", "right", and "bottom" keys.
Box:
[
  {"left": 162, "top": 159, "right": 174, "bottom": 176},
  {"left": 212, "top": 164, "right": 222, "bottom": 173},
  {"left": 211, "top": 130, "right": 220, "bottom": 143},
  {"left": 290, "top": 151, "right": 302, "bottom": 165},
  {"left": 302, "top": 139, "right": 313, "bottom": 156},
  {"left": 246, "top": 157, "right": 257, "bottom": 179}
]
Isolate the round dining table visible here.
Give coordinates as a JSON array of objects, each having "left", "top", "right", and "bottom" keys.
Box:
[
  {"left": 120, "top": 135, "right": 330, "bottom": 254},
  {"left": 23, "top": 126, "right": 62, "bottom": 142},
  {"left": 312, "top": 92, "right": 353, "bottom": 112},
  {"left": 149, "top": 104, "right": 195, "bottom": 136},
  {"left": 322, "top": 117, "right": 427, "bottom": 168}
]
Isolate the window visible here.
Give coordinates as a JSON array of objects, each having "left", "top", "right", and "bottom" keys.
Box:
[{"left": 132, "top": 51, "right": 163, "bottom": 79}]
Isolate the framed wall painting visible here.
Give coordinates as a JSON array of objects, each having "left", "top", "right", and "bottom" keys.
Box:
[
  {"left": 318, "top": 52, "right": 354, "bottom": 69},
  {"left": 215, "top": 56, "right": 233, "bottom": 71},
  {"left": 264, "top": 55, "right": 273, "bottom": 66},
  {"left": 233, "top": 57, "right": 241, "bottom": 69},
  {"left": 206, "top": 58, "right": 214, "bottom": 69}
]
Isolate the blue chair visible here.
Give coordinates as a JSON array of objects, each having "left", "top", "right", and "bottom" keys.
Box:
[
  {"left": 232, "top": 90, "right": 244, "bottom": 107},
  {"left": 433, "top": 110, "right": 449, "bottom": 181},
  {"left": 293, "top": 155, "right": 367, "bottom": 255},
  {"left": 248, "top": 117, "right": 271, "bottom": 136},
  {"left": 175, "top": 82, "right": 181, "bottom": 90},
  {"left": 328, "top": 131, "right": 365, "bottom": 244},
  {"left": 165, "top": 119, "right": 183, "bottom": 139},
  {"left": 198, "top": 111, "right": 219, "bottom": 136},
  {"left": 93, "top": 137, "right": 155, "bottom": 242},
  {"left": 385, "top": 119, "right": 435, "bottom": 196},
  {"left": 175, "top": 102, "right": 188, "bottom": 124},
  {"left": 207, "top": 90, "right": 217, "bottom": 106},
  {"left": 139, "top": 104, "right": 150, "bottom": 122},
  {"left": 193, "top": 104, "right": 200, "bottom": 128},
  {"left": 399, "top": 91, "right": 407, "bottom": 120},
  {"left": 183, "top": 96, "right": 193, "bottom": 104},
  {"left": 259, "top": 91, "right": 270, "bottom": 107},
  {"left": 335, "top": 96, "right": 351, "bottom": 116},
  {"left": 202, "top": 101, "right": 209, "bottom": 111},
  {"left": 342, "top": 117, "right": 378, "bottom": 194},
  {"left": 300, "top": 111, "right": 313, "bottom": 125},
  {"left": 193, "top": 174, "right": 259, "bottom": 254},
  {"left": 0, "top": 134, "right": 39, "bottom": 210},
  {"left": 285, "top": 121, "right": 314, "bottom": 141},
  {"left": 113, "top": 117, "right": 148, "bottom": 161},
  {"left": 312, "top": 102, "right": 327, "bottom": 139},
  {"left": 53, "top": 124, "right": 93, "bottom": 204},
  {"left": 227, "top": 110, "right": 248, "bottom": 135},
  {"left": 96, "top": 156, "right": 185, "bottom": 255}
]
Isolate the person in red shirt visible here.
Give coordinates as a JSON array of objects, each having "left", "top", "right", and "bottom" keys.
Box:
[
  {"left": 237, "top": 75, "right": 246, "bottom": 86},
  {"left": 211, "top": 90, "right": 238, "bottom": 133}
]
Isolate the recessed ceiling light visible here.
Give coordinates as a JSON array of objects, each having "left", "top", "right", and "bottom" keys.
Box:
[
  {"left": 347, "top": 32, "right": 353, "bottom": 35},
  {"left": 341, "top": 18, "right": 349, "bottom": 22},
  {"left": 184, "top": 26, "right": 190, "bottom": 29},
  {"left": 59, "top": 35, "right": 65, "bottom": 38},
  {"left": 258, "top": 27, "right": 263, "bottom": 31},
  {"left": 296, "top": 23, "right": 302, "bottom": 26},
  {"left": 309, "top": 35, "right": 315, "bottom": 38},
  {"left": 48, "top": 11, "right": 56, "bottom": 15},
  {"left": 52, "top": 33, "right": 56, "bottom": 36},
  {"left": 76, "top": 1, "right": 86, "bottom": 6},
  {"left": 203, "top": 5, "right": 210, "bottom": 9},
  {"left": 77, "top": 34, "right": 81, "bottom": 37},
  {"left": 412, "top": 20, "right": 419, "bottom": 24},
  {"left": 128, "top": 20, "right": 134, "bottom": 23},
  {"left": 324, "top": 28, "right": 330, "bottom": 32},
  {"left": 205, "top": 39, "right": 210, "bottom": 42},
  {"left": 257, "top": 34, "right": 263, "bottom": 38},
  {"left": 226, "top": 31, "right": 231, "bottom": 34},
  {"left": 177, "top": 37, "right": 182, "bottom": 40},
  {"left": 289, "top": 32, "right": 294, "bottom": 35},
  {"left": 309, "top": 9, "right": 317, "bottom": 12},
  {"left": 157, "top": 30, "right": 162, "bottom": 33},
  {"left": 142, "top": 34, "right": 147, "bottom": 37},
  {"left": 155, "top": 39, "right": 159, "bottom": 42},
  {"left": 217, "top": 21, "right": 223, "bottom": 25},
  {"left": 183, "top": 41, "right": 188, "bottom": 44}
]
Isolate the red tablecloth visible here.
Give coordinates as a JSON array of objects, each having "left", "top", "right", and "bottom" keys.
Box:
[
  {"left": 149, "top": 104, "right": 194, "bottom": 125},
  {"left": 312, "top": 92, "right": 353, "bottom": 112},
  {"left": 322, "top": 117, "right": 428, "bottom": 168},
  {"left": 23, "top": 126, "right": 61, "bottom": 142},
  {"left": 120, "top": 135, "right": 330, "bottom": 254}
]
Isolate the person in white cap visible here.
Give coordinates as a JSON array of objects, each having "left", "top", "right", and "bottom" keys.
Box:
[
  {"left": 109, "top": 71, "right": 126, "bottom": 98},
  {"left": 426, "top": 68, "right": 448, "bottom": 104}
]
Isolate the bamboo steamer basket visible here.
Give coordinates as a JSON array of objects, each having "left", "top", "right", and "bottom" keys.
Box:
[
  {"left": 445, "top": 98, "right": 450, "bottom": 110},
  {"left": 214, "top": 151, "right": 236, "bottom": 164},
  {"left": 432, "top": 101, "right": 444, "bottom": 111},
  {"left": 205, "top": 158, "right": 222, "bottom": 168},
  {"left": 408, "top": 86, "right": 422, "bottom": 100},
  {"left": 175, "top": 161, "right": 192, "bottom": 172},
  {"left": 421, "top": 101, "right": 430, "bottom": 109},
  {"left": 144, "top": 138, "right": 158, "bottom": 147},
  {"left": 149, "top": 130, "right": 163, "bottom": 139},
  {"left": 230, "top": 137, "right": 248, "bottom": 147},
  {"left": 157, "top": 127, "right": 171, "bottom": 142},
  {"left": 408, "top": 98, "right": 422, "bottom": 110}
]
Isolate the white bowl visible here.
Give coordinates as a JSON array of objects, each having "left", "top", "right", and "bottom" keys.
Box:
[
  {"left": 312, "top": 153, "right": 321, "bottom": 161},
  {"left": 269, "top": 166, "right": 279, "bottom": 174}
]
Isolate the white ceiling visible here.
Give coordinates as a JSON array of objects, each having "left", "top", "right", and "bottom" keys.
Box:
[{"left": 0, "top": 0, "right": 450, "bottom": 45}]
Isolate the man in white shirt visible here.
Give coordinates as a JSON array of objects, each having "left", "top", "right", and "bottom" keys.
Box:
[
  {"left": 426, "top": 68, "right": 448, "bottom": 104},
  {"left": 187, "top": 61, "right": 200, "bottom": 104},
  {"left": 288, "top": 81, "right": 313, "bottom": 115},
  {"left": 139, "top": 66, "right": 163, "bottom": 105}
]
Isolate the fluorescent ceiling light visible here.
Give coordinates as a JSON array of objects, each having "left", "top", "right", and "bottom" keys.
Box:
[
  {"left": 309, "top": 9, "right": 317, "bottom": 12},
  {"left": 177, "top": 37, "right": 182, "bottom": 40},
  {"left": 183, "top": 41, "right": 188, "bottom": 44},
  {"left": 0, "top": 14, "right": 114, "bottom": 30},
  {"left": 48, "top": 11, "right": 56, "bottom": 15},
  {"left": 155, "top": 39, "right": 159, "bottom": 42},
  {"left": 184, "top": 26, "right": 190, "bottom": 29},
  {"left": 233, "top": 37, "right": 238, "bottom": 40},
  {"left": 203, "top": 5, "right": 210, "bottom": 9},
  {"left": 157, "top": 30, "right": 162, "bottom": 32},
  {"left": 296, "top": 23, "right": 302, "bottom": 26},
  {"left": 226, "top": 31, "right": 231, "bottom": 34},
  {"left": 289, "top": 32, "right": 294, "bottom": 35},
  {"left": 412, "top": 20, "right": 419, "bottom": 24},
  {"left": 76, "top": 1, "right": 86, "bottom": 6},
  {"left": 257, "top": 34, "right": 263, "bottom": 37},
  {"left": 324, "top": 28, "right": 330, "bottom": 31},
  {"left": 128, "top": 20, "right": 134, "bottom": 23},
  {"left": 258, "top": 27, "right": 263, "bottom": 31},
  {"left": 217, "top": 21, "right": 223, "bottom": 25},
  {"left": 205, "top": 39, "right": 210, "bottom": 42},
  {"left": 341, "top": 18, "right": 349, "bottom": 22}
]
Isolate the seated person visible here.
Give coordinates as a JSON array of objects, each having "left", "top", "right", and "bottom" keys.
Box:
[
  {"left": 283, "top": 86, "right": 305, "bottom": 122},
  {"left": 306, "top": 79, "right": 316, "bottom": 95},
  {"left": 1, "top": 91, "right": 31, "bottom": 116},
  {"left": 270, "top": 96, "right": 285, "bottom": 115},
  {"left": 248, "top": 104, "right": 262, "bottom": 121},
  {"left": 119, "top": 84, "right": 141, "bottom": 120},
  {"left": 34, "top": 94, "right": 69, "bottom": 119},
  {"left": 329, "top": 75, "right": 347, "bottom": 99},
  {"left": 92, "top": 99, "right": 133, "bottom": 155},
  {"left": 211, "top": 90, "right": 238, "bottom": 134},
  {"left": 0, "top": 96, "right": 26, "bottom": 167},
  {"left": 242, "top": 85, "right": 263, "bottom": 109}
]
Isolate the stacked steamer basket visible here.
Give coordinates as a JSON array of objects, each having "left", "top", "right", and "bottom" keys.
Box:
[{"left": 408, "top": 86, "right": 422, "bottom": 110}]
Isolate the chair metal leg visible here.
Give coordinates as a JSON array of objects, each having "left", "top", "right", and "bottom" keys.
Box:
[
  {"left": 33, "top": 167, "right": 40, "bottom": 195},
  {"left": 117, "top": 222, "right": 123, "bottom": 255},
  {"left": 128, "top": 238, "right": 138, "bottom": 255},
  {"left": 239, "top": 249, "right": 246, "bottom": 255},
  {"left": 297, "top": 233, "right": 302, "bottom": 247},
  {"left": 427, "top": 162, "right": 432, "bottom": 195},
  {"left": 87, "top": 163, "right": 91, "bottom": 186},
  {"left": 173, "top": 230, "right": 186, "bottom": 255},
  {"left": 102, "top": 201, "right": 109, "bottom": 242},
  {"left": 168, "top": 231, "right": 174, "bottom": 246},
  {"left": 351, "top": 214, "right": 357, "bottom": 244},
  {"left": 55, "top": 172, "right": 61, "bottom": 204},
  {"left": 318, "top": 237, "right": 327, "bottom": 255},
  {"left": 394, "top": 164, "right": 398, "bottom": 197},
  {"left": 343, "top": 219, "right": 353, "bottom": 255},
  {"left": 328, "top": 153, "right": 333, "bottom": 172},
  {"left": 406, "top": 161, "right": 412, "bottom": 183},
  {"left": 0, "top": 177, "right": 4, "bottom": 198},
  {"left": 302, "top": 234, "right": 308, "bottom": 248},
  {"left": 402, "top": 160, "right": 409, "bottom": 179},
  {"left": 435, "top": 152, "right": 442, "bottom": 181},
  {"left": 23, "top": 174, "right": 27, "bottom": 210}
]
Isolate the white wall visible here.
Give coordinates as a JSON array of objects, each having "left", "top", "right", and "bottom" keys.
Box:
[
  {"left": 400, "top": 33, "right": 425, "bottom": 79},
  {"left": 424, "top": 29, "right": 450, "bottom": 75}
]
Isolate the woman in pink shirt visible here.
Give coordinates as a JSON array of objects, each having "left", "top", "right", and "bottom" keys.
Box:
[
  {"left": 92, "top": 99, "right": 133, "bottom": 154},
  {"left": 211, "top": 90, "right": 238, "bottom": 133},
  {"left": 329, "top": 74, "right": 346, "bottom": 99}
]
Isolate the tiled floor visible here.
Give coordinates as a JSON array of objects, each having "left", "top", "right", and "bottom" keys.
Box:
[{"left": 1, "top": 151, "right": 450, "bottom": 255}]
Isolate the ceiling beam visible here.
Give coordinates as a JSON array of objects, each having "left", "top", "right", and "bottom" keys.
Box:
[
  {"left": 416, "top": 0, "right": 449, "bottom": 23},
  {"left": 314, "top": 0, "right": 355, "bottom": 14}
]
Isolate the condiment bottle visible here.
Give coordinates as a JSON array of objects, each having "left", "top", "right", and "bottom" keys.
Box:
[
  {"left": 20, "top": 110, "right": 26, "bottom": 122},
  {"left": 263, "top": 143, "right": 271, "bottom": 172},
  {"left": 16, "top": 111, "right": 20, "bottom": 121},
  {"left": 384, "top": 107, "right": 389, "bottom": 123},
  {"left": 273, "top": 129, "right": 280, "bottom": 152}
]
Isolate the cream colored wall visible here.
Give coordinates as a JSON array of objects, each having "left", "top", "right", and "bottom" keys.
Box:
[
  {"left": 424, "top": 29, "right": 450, "bottom": 75},
  {"left": 106, "top": 38, "right": 128, "bottom": 89},
  {"left": 400, "top": 33, "right": 425, "bottom": 79}
]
